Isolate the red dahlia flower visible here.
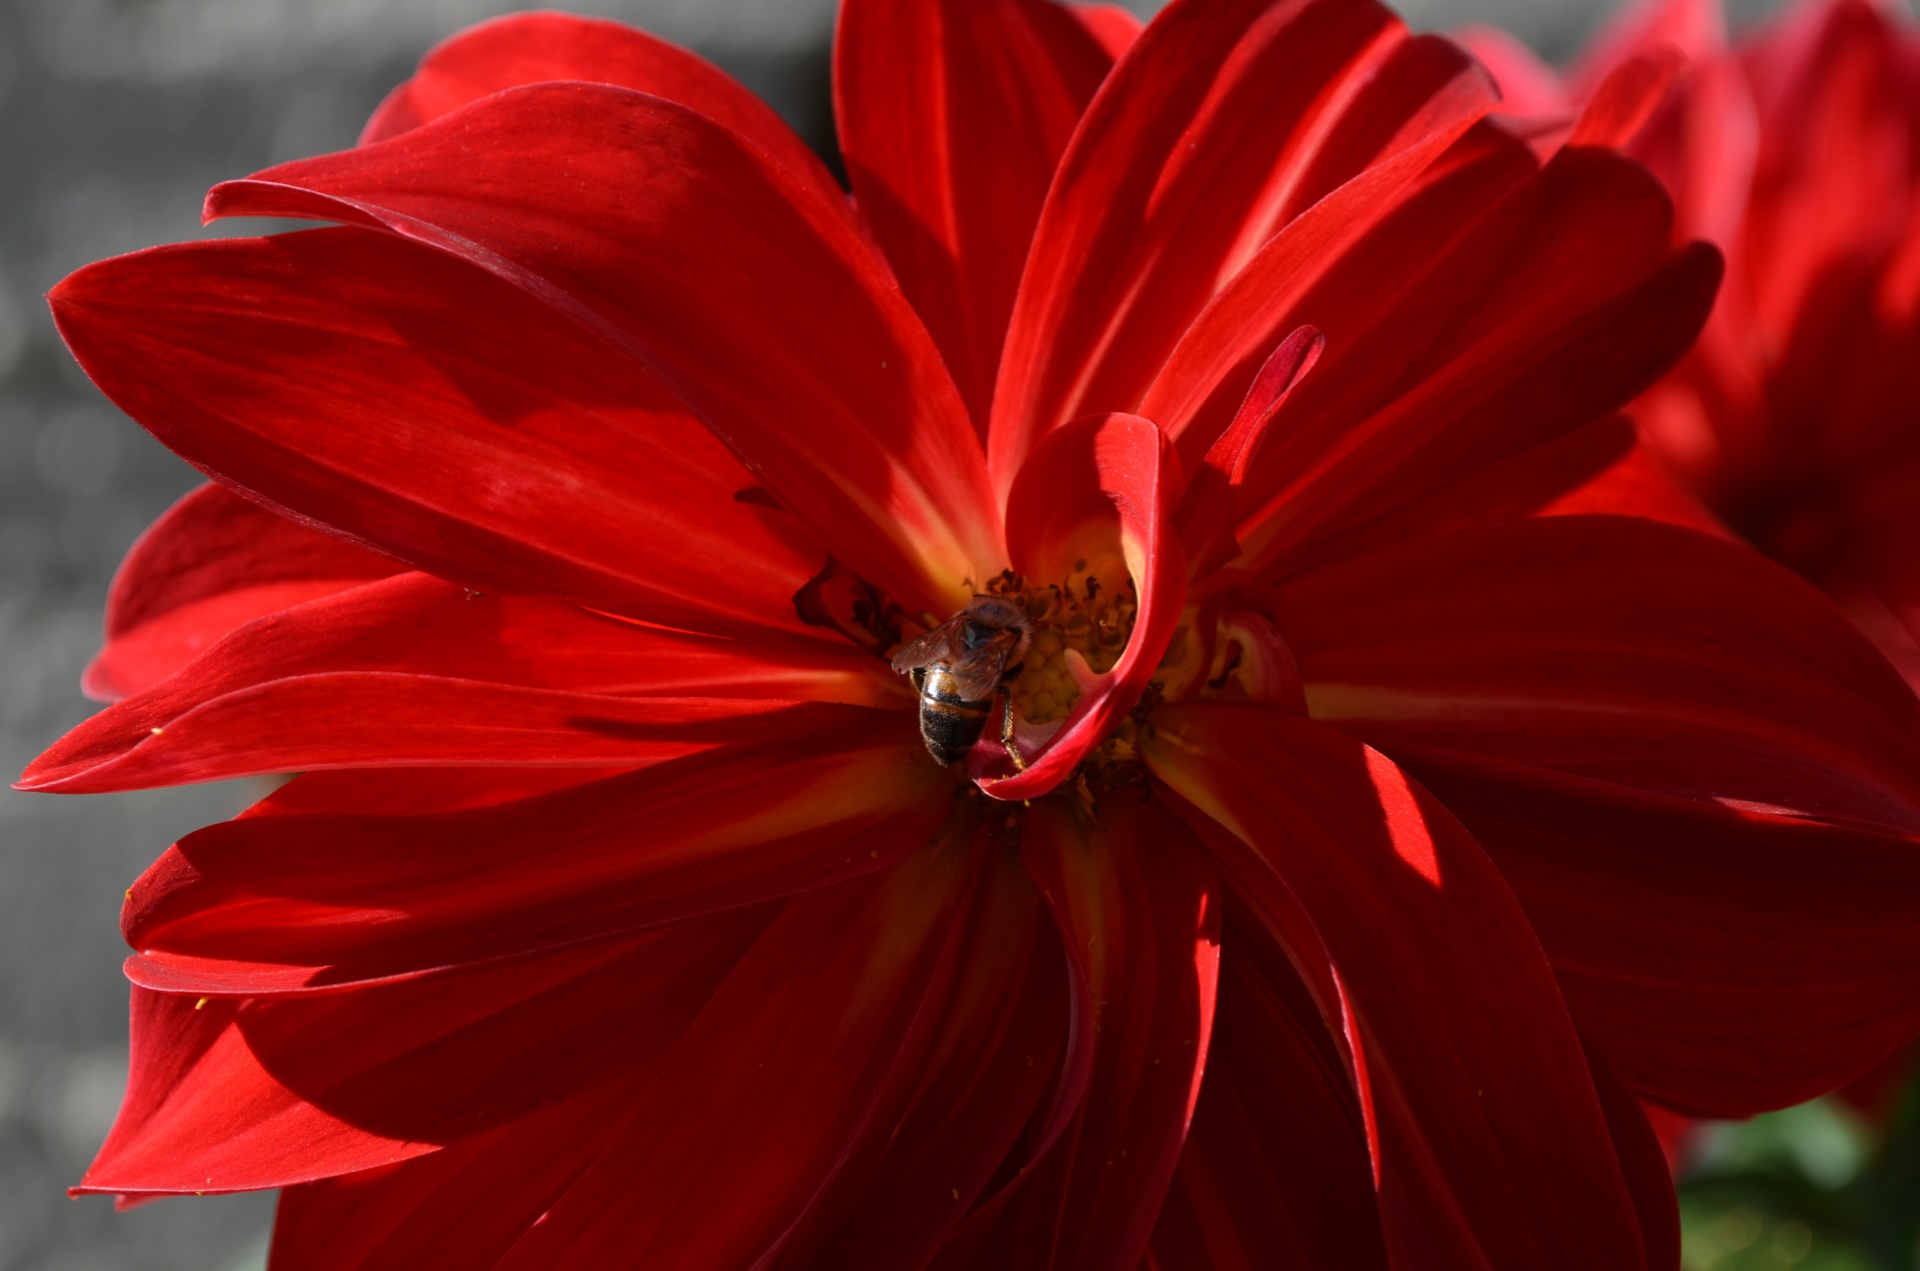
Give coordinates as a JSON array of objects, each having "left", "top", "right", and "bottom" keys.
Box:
[
  {"left": 25, "top": 0, "right": 1920, "bottom": 1266},
  {"left": 1466, "top": 0, "right": 1920, "bottom": 687}
]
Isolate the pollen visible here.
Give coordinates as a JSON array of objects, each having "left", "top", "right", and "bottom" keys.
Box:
[{"left": 995, "top": 565, "right": 1138, "bottom": 725}]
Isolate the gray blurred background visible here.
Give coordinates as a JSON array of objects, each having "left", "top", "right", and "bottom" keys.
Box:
[{"left": 0, "top": 0, "right": 1784, "bottom": 1267}]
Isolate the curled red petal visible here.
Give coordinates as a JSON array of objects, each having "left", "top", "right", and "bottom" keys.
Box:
[
  {"left": 982, "top": 413, "right": 1185, "bottom": 800},
  {"left": 207, "top": 83, "right": 1001, "bottom": 617},
  {"left": 360, "top": 10, "right": 844, "bottom": 215},
  {"left": 1146, "top": 707, "right": 1650, "bottom": 1268},
  {"left": 49, "top": 226, "right": 820, "bottom": 636},
  {"left": 120, "top": 722, "right": 949, "bottom": 994},
  {"left": 84, "top": 483, "right": 401, "bottom": 703},
  {"left": 1172, "top": 326, "right": 1324, "bottom": 579},
  {"left": 836, "top": 0, "right": 1123, "bottom": 427}
]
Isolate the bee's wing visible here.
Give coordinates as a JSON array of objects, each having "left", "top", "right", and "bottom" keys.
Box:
[
  {"left": 889, "top": 618, "right": 965, "bottom": 674},
  {"left": 945, "top": 633, "right": 1019, "bottom": 700}
]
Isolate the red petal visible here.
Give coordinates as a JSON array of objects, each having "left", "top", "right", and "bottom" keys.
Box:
[
  {"left": 1537, "top": 428, "right": 1731, "bottom": 536},
  {"left": 360, "top": 11, "right": 843, "bottom": 213},
  {"left": 961, "top": 798, "right": 1219, "bottom": 1271},
  {"left": 1740, "top": 0, "right": 1910, "bottom": 346},
  {"left": 983, "top": 413, "right": 1185, "bottom": 800},
  {"left": 1146, "top": 707, "right": 1649, "bottom": 1268},
  {"left": 121, "top": 723, "right": 949, "bottom": 994},
  {"left": 82, "top": 916, "right": 762, "bottom": 1194},
  {"left": 1136, "top": 43, "right": 1495, "bottom": 471},
  {"left": 1230, "top": 147, "right": 1720, "bottom": 575},
  {"left": 51, "top": 227, "right": 820, "bottom": 635},
  {"left": 1172, "top": 327, "right": 1324, "bottom": 579},
  {"left": 28, "top": 680, "right": 827, "bottom": 795},
  {"left": 990, "top": 0, "right": 1496, "bottom": 494},
  {"left": 836, "top": 0, "right": 1121, "bottom": 427},
  {"left": 1288, "top": 515, "right": 1920, "bottom": 834},
  {"left": 24, "top": 572, "right": 899, "bottom": 792},
  {"left": 1579, "top": 1025, "right": 1682, "bottom": 1271},
  {"left": 243, "top": 766, "right": 641, "bottom": 819},
  {"left": 1269, "top": 412, "right": 1723, "bottom": 575},
  {"left": 1456, "top": 24, "right": 1572, "bottom": 119},
  {"left": 1567, "top": 0, "right": 1726, "bottom": 94},
  {"left": 270, "top": 1085, "right": 632, "bottom": 1271},
  {"left": 1408, "top": 749, "right": 1920, "bottom": 1116},
  {"left": 207, "top": 84, "right": 1000, "bottom": 616},
  {"left": 1567, "top": 48, "right": 1686, "bottom": 151},
  {"left": 1070, "top": 4, "right": 1145, "bottom": 58},
  {"left": 777, "top": 841, "right": 1070, "bottom": 1268},
  {"left": 85, "top": 484, "right": 400, "bottom": 703},
  {"left": 1145, "top": 119, "right": 1535, "bottom": 508},
  {"left": 493, "top": 838, "right": 973, "bottom": 1268},
  {"left": 1147, "top": 918, "right": 1388, "bottom": 1271}
]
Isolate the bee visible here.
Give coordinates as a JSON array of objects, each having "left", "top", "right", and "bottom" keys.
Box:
[{"left": 891, "top": 595, "right": 1033, "bottom": 767}]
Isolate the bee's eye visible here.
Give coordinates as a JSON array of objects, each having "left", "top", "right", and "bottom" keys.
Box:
[{"left": 961, "top": 622, "right": 992, "bottom": 650}]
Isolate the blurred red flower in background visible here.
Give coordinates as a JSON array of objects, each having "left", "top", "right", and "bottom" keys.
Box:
[
  {"left": 23, "top": 0, "right": 1920, "bottom": 1266},
  {"left": 1465, "top": 0, "right": 1920, "bottom": 687}
]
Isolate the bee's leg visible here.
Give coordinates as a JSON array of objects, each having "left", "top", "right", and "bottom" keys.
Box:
[{"left": 998, "top": 687, "right": 1027, "bottom": 773}]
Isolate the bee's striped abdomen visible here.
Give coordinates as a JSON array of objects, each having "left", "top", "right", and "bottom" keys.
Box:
[{"left": 918, "top": 667, "right": 992, "bottom": 765}]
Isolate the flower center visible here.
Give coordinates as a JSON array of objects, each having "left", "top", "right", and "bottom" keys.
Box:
[{"left": 984, "top": 564, "right": 1138, "bottom": 726}]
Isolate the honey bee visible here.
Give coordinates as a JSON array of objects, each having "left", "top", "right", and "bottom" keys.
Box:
[{"left": 891, "top": 596, "right": 1033, "bottom": 766}]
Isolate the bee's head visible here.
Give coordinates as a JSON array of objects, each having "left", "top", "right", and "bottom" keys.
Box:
[
  {"left": 963, "top": 594, "right": 1029, "bottom": 631},
  {"left": 959, "top": 595, "right": 1034, "bottom": 668}
]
